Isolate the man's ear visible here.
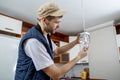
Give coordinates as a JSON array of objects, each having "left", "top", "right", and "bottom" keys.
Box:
[
  {"left": 43, "top": 17, "right": 49, "bottom": 24},
  {"left": 40, "top": 17, "right": 48, "bottom": 26},
  {"left": 40, "top": 17, "right": 44, "bottom": 21}
]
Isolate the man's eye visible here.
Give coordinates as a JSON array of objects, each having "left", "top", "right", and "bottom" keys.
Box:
[{"left": 55, "top": 22, "right": 59, "bottom": 24}]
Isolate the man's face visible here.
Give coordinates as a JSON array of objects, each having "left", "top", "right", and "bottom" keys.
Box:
[{"left": 44, "top": 17, "right": 61, "bottom": 34}]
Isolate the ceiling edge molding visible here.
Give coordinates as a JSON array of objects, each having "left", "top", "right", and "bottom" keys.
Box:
[{"left": 86, "top": 20, "right": 114, "bottom": 32}]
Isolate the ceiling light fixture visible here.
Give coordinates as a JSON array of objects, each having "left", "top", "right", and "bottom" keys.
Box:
[{"left": 80, "top": 0, "right": 90, "bottom": 49}]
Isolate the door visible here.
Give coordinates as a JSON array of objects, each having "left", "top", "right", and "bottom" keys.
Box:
[{"left": 0, "top": 34, "right": 20, "bottom": 80}]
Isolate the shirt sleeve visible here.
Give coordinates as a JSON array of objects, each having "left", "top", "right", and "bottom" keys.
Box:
[{"left": 24, "top": 38, "right": 54, "bottom": 71}]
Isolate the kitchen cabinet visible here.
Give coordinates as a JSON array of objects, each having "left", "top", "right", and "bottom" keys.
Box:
[
  {"left": 22, "top": 20, "right": 34, "bottom": 36},
  {"left": 51, "top": 32, "right": 69, "bottom": 42},
  {"left": 51, "top": 33, "right": 69, "bottom": 63},
  {"left": 116, "top": 34, "right": 120, "bottom": 47},
  {"left": 53, "top": 53, "right": 69, "bottom": 63},
  {"left": 69, "top": 36, "right": 88, "bottom": 63},
  {"left": 0, "top": 13, "right": 22, "bottom": 37},
  {"left": 60, "top": 41, "right": 70, "bottom": 63}
]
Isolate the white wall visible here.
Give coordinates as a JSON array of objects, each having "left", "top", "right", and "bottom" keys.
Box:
[{"left": 87, "top": 21, "right": 120, "bottom": 80}]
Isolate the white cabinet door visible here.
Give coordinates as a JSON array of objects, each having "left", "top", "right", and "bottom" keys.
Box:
[
  {"left": 116, "top": 34, "right": 120, "bottom": 47},
  {"left": 0, "top": 14, "right": 22, "bottom": 34},
  {"left": 0, "top": 34, "right": 20, "bottom": 80},
  {"left": 115, "top": 35, "right": 120, "bottom": 60},
  {"left": 69, "top": 36, "right": 88, "bottom": 63}
]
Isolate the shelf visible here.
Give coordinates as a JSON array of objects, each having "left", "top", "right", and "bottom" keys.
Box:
[
  {"left": 51, "top": 32, "right": 69, "bottom": 43},
  {"left": 0, "top": 30, "right": 21, "bottom": 37}
]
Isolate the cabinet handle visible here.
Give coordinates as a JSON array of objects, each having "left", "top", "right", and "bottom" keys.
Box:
[{"left": 5, "top": 27, "right": 14, "bottom": 31}]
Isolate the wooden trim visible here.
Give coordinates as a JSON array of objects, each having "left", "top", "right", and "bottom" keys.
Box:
[
  {"left": 22, "top": 22, "right": 34, "bottom": 32},
  {"left": 51, "top": 32, "right": 69, "bottom": 42},
  {"left": 114, "top": 24, "right": 120, "bottom": 27},
  {"left": 114, "top": 24, "right": 120, "bottom": 34},
  {"left": 0, "top": 30, "right": 21, "bottom": 37},
  {"left": 0, "top": 13, "right": 22, "bottom": 22}
]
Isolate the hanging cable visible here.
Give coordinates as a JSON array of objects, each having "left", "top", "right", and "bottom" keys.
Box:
[
  {"left": 79, "top": 0, "right": 90, "bottom": 49},
  {"left": 81, "top": 0, "right": 86, "bottom": 32}
]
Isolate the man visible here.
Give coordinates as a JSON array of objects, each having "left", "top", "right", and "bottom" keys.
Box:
[{"left": 15, "top": 2, "right": 88, "bottom": 80}]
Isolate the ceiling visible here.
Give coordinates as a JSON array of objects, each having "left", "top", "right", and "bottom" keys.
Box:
[{"left": 0, "top": 0, "right": 120, "bottom": 35}]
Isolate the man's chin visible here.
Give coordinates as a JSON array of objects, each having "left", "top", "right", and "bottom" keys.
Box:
[{"left": 51, "top": 31, "right": 56, "bottom": 34}]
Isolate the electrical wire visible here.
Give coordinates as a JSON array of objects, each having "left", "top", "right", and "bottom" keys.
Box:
[{"left": 81, "top": 0, "right": 86, "bottom": 32}]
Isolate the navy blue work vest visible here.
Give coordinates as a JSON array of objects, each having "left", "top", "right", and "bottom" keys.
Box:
[{"left": 15, "top": 25, "right": 54, "bottom": 80}]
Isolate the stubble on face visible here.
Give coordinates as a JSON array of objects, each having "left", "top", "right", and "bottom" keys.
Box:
[
  {"left": 44, "top": 17, "right": 61, "bottom": 34},
  {"left": 44, "top": 22, "right": 54, "bottom": 34}
]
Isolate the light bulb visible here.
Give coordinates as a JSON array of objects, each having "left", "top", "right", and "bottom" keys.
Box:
[{"left": 80, "top": 32, "right": 90, "bottom": 48}]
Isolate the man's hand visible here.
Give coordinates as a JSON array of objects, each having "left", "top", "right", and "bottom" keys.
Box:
[{"left": 77, "top": 47, "right": 88, "bottom": 59}]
